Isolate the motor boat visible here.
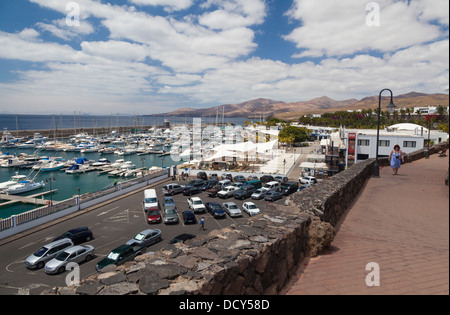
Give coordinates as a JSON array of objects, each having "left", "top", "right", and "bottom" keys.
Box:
[
  {"left": 4, "top": 180, "right": 45, "bottom": 195},
  {"left": 0, "top": 173, "right": 27, "bottom": 191},
  {"left": 65, "top": 164, "right": 89, "bottom": 174}
]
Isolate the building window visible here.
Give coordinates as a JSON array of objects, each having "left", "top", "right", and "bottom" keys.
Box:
[
  {"left": 378, "top": 140, "right": 390, "bottom": 147},
  {"left": 358, "top": 139, "right": 370, "bottom": 146},
  {"left": 403, "top": 141, "right": 416, "bottom": 148}
]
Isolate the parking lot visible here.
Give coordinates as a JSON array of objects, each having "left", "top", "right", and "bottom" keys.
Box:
[{"left": 0, "top": 176, "right": 287, "bottom": 295}]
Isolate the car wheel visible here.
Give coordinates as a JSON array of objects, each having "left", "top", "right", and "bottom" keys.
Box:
[
  {"left": 58, "top": 266, "right": 66, "bottom": 274},
  {"left": 85, "top": 254, "right": 93, "bottom": 262}
]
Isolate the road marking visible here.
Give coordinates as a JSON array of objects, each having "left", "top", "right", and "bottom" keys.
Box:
[{"left": 97, "top": 206, "right": 119, "bottom": 216}]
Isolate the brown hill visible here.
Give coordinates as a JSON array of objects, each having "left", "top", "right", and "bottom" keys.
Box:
[
  {"left": 148, "top": 92, "right": 448, "bottom": 121},
  {"left": 275, "top": 92, "right": 449, "bottom": 121}
]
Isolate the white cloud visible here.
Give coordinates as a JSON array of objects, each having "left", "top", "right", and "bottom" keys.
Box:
[
  {"left": 284, "top": 0, "right": 446, "bottom": 58},
  {"left": 129, "top": 0, "right": 194, "bottom": 12}
]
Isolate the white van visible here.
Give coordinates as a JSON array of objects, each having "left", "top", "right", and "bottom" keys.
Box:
[
  {"left": 143, "top": 189, "right": 159, "bottom": 212},
  {"left": 262, "top": 181, "right": 280, "bottom": 192}
]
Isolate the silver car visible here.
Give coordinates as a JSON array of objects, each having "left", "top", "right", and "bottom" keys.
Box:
[
  {"left": 251, "top": 188, "right": 267, "bottom": 200},
  {"left": 25, "top": 238, "right": 74, "bottom": 270},
  {"left": 222, "top": 202, "right": 242, "bottom": 218},
  {"left": 126, "top": 229, "right": 162, "bottom": 248},
  {"left": 45, "top": 245, "right": 95, "bottom": 274},
  {"left": 163, "top": 205, "right": 179, "bottom": 224}
]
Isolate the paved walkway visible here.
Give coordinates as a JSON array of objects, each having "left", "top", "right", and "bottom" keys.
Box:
[{"left": 283, "top": 153, "right": 449, "bottom": 295}]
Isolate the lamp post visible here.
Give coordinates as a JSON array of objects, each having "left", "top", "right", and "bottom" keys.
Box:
[{"left": 373, "top": 89, "right": 396, "bottom": 178}]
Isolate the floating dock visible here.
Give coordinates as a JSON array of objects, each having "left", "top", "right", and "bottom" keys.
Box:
[{"left": 0, "top": 189, "right": 58, "bottom": 208}]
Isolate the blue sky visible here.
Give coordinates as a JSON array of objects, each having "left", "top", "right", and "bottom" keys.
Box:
[{"left": 0, "top": 0, "right": 448, "bottom": 115}]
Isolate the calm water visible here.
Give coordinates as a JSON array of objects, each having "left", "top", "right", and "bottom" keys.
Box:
[{"left": 0, "top": 114, "right": 248, "bottom": 131}]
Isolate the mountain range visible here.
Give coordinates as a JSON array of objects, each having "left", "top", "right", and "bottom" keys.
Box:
[{"left": 149, "top": 92, "right": 449, "bottom": 121}]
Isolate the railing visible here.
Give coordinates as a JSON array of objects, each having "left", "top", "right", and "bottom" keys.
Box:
[{"left": 0, "top": 170, "right": 167, "bottom": 234}]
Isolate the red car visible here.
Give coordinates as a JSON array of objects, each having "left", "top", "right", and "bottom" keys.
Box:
[{"left": 147, "top": 208, "right": 161, "bottom": 224}]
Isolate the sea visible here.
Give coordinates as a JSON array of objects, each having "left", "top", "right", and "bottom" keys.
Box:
[{"left": 0, "top": 114, "right": 248, "bottom": 219}]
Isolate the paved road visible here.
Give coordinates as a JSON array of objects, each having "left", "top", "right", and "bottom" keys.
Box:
[
  {"left": 0, "top": 177, "right": 282, "bottom": 295},
  {"left": 283, "top": 153, "right": 449, "bottom": 295}
]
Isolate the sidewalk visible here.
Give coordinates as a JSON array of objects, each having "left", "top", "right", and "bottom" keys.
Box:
[{"left": 283, "top": 154, "right": 449, "bottom": 295}]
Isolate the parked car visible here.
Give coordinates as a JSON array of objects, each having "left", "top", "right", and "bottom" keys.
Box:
[
  {"left": 162, "top": 183, "right": 184, "bottom": 196},
  {"left": 251, "top": 188, "right": 267, "bottom": 200},
  {"left": 96, "top": 244, "right": 143, "bottom": 272},
  {"left": 200, "top": 179, "right": 218, "bottom": 191},
  {"left": 222, "top": 202, "right": 242, "bottom": 218},
  {"left": 207, "top": 185, "right": 222, "bottom": 197},
  {"left": 126, "top": 229, "right": 162, "bottom": 248},
  {"left": 264, "top": 190, "right": 284, "bottom": 202},
  {"left": 205, "top": 202, "right": 226, "bottom": 218},
  {"left": 163, "top": 196, "right": 175, "bottom": 208},
  {"left": 188, "top": 179, "right": 205, "bottom": 186},
  {"left": 53, "top": 227, "right": 93, "bottom": 245},
  {"left": 281, "top": 181, "right": 299, "bottom": 196},
  {"left": 262, "top": 181, "right": 281, "bottom": 193},
  {"left": 169, "top": 233, "right": 196, "bottom": 244},
  {"left": 234, "top": 185, "right": 256, "bottom": 200},
  {"left": 247, "top": 175, "right": 258, "bottom": 181},
  {"left": 242, "top": 202, "right": 261, "bottom": 216},
  {"left": 181, "top": 210, "right": 197, "bottom": 224},
  {"left": 25, "top": 238, "right": 74, "bottom": 270},
  {"left": 197, "top": 171, "right": 208, "bottom": 180},
  {"left": 233, "top": 175, "right": 246, "bottom": 183},
  {"left": 274, "top": 175, "right": 289, "bottom": 183},
  {"left": 217, "top": 186, "right": 239, "bottom": 199},
  {"left": 299, "top": 176, "right": 318, "bottom": 185},
  {"left": 182, "top": 185, "right": 202, "bottom": 196},
  {"left": 45, "top": 245, "right": 94, "bottom": 274},
  {"left": 187, "top": 197, "right": 207, "bottom": 214},
  {"left": 147, "top": 209, "right": 161, "bottom": 224},
  {"left": 221, "top": 173, "right": 233, "bottom": 181},
  {"left": 260, "top": 175, "right": 275, "bottom": 184},
  {"left": 163, "top": 205, "right": 179, "bottom": 224},
  {"left": 298, "top": 184, "right": 311, "bottom": 191}
]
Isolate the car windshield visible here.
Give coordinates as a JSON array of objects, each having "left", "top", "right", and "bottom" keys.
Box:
[
  {"left": 107, "top": 252, "right": 120, "bottom": 261},
  {"left": 228, "top": 204, "right": 238, "bottom": 209},
  {"left": 34, "top": 246, "right": 49, "bottom": 257},
  {"left": 164, "top": 198, "right": 174, "bottom": 204},
  {"left": 193, "top": 200, "right": 202, "bottom": 205},
  {"left": 211, "top": 204, "right": 221, "bottom": 210},
  {"left": 281, "top": 184, "right": 290, "bottom": 189},
  {"left": 248, "top": 204, "right": 257, "bottom": 209},
  {"left": 145, "top": 197, "right": 157, "bottom": 203},
  {"left": 55, "top": 251, "right": 71, "bottom": 261},
  {"left": 134, "top": 233, "right": 146, "bottom": 241},
  {"left": 165, "top": 208, "right": 176, "bottom": 215},
  {"left": 254, "top": 189, "right": 262, "bottom": 194},
  {"left": 148, "top": 210, "right": 159, "bottom": 216}
]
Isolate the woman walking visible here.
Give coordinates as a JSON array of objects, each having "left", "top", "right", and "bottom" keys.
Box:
[{"left": 389, "top": 144, "right": 404, "bottom": 175}]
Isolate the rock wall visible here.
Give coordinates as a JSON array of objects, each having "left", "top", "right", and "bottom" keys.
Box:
[{"left": 45, "top": 143, "right": 448, "bottom": 295}]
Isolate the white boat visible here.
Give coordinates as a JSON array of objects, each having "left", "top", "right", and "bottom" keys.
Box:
[
  {"left": 65, "top": 164, "right": 89, "bottom": 174},
  {"left": 5, "top": 180, "right": 45, "bottom": 195},
  {"left": 0, "top": 173, "right": 27, "bottom": 191},
  {"left": 0, "top": 157, "right": 27, "bottom": 168}
]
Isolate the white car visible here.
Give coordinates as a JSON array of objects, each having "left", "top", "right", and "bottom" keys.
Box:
[
  {"left": 299, "top": 176, "right": 318, "bottom": 185},
  {"left": 217, "top": 186, "right": 239, "bottom": 199},
  {"left": 187, "top": 197, "right": 206, "bottom": 213},
  {"left": 242, "top": 202, "right": 261, "bottom": 216}
]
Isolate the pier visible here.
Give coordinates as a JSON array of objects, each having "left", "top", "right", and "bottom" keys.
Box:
[{"left": 0, "top": 189, "right": 58, "bottom": 208}]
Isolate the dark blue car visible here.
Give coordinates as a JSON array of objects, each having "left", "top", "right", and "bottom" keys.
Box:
[{"left": 205, "top": 202, "right": 226, "bottom": 218}]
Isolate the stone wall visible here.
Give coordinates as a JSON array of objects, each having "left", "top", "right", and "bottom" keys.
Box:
[{"left": 44, "top": 143, "right": 448, "bottom": 295}]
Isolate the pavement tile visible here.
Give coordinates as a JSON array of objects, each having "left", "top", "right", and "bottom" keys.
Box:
[{"left": 284, "top": 154, "right": 449, "bottom": 295}]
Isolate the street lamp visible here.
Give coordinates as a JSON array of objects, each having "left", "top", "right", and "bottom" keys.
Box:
[{"left": 373, "top": 89, "right": 396, "bottom": 178}]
